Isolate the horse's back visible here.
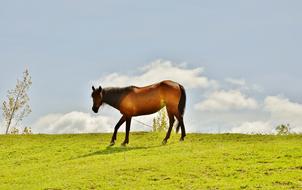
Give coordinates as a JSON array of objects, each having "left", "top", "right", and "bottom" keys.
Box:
[
  {"left": 159, "top": 80, "right": 181, "bottom": 89},
  {"left": 133, "top": 80, "right": 181, "bottom": 101}
]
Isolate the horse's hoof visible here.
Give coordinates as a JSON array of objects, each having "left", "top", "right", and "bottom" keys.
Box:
[
  {"left": 121, "top": 142, "right": 127, "bottom": 147},
  {"left": 109, "top": 142, "right": 115, "bottom": 147},
  {"left": 179, "top": 137, "right": 185, "bottom": 142},
  {"left": 162, "top": 139, "right": 167, "bottom": 145}
]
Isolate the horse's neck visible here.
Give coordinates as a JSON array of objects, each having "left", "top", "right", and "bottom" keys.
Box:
[
  {"left": 102, "top": 88, "right": 119, "bottom": 109},
  {"left": 103, "top": 87, "right": 131, "bottom": 109}
]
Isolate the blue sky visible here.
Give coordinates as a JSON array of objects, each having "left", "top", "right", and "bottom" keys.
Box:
[{"left": 1, "top": 1, "right": 302, "bottom": 134}]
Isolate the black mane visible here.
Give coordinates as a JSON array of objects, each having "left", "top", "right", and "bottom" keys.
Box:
[{"left": 102, "top": 86, "right": 135, "bottom": 109}]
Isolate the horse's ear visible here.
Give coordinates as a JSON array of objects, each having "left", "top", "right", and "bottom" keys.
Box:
[
  {"left": 99, "top": 86, "right": 102, "bottom": 91},
  {"left": 92, "top": 86, "right": 95, "bottom": 91}
]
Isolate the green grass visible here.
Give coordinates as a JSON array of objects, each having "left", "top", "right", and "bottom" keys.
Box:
[{"left": 0, "top": 132, "right": 302, "bottom": 190}]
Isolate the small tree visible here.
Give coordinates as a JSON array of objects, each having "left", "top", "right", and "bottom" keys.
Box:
[
  {"left": 276, "top": 124, "right": 291, "bottom": 135},
  {"left": 160, "top": 108, "right": 168, "bottom": 131},
  {"left": 2, "top": 69, "right": 32, "bottom": 134},
  {"left": 152, "top": 108, "right": 168, "bottom": 132},
  {"left": 152, "top": 118, "right": 159, "bottom": 132}
]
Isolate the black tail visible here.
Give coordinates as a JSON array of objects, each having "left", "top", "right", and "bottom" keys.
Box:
[{"left": 176, "top": 84, "right": 186, "bottom": 133}]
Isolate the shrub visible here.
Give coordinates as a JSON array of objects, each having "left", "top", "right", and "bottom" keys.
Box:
[
  {"left": 152, "top": 108, "right": 168, "bottom": 132},
  {"left": 275, "top": 124, "right": 291, "bottom": 135}
]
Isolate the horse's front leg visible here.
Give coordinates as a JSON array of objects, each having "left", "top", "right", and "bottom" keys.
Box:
[
  {"left": 121, "top": 117, "right": 132, "bottom": 146},
  {"left": 110, "top": 116, "right": 126, "bottom": 146}
]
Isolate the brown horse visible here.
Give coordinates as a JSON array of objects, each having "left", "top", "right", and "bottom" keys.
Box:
[{"left": 91, "top": 80, "right": 186, "bottom": 146}]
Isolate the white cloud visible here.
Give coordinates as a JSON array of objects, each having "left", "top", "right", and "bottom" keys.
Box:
[
  {"left": 32, "top": 111, "right": 114, "bottom": 134},
  {"left": 228, "top": 96, "right": 302, "bottom": 134},
  {"left": 230, "top": 121, "right": 274, "bottom": 134},
  {"left": 31, "top": 110, "right": 159, "bottom": 134},
  {"left": 94, "top": 60, "right": 217, "bottom": 89},
  {"left": 225, "top": 78, "right": 246, "bottom": 86},
  {"left": 264, "top": 96, "right": 302, "bottom": 133},
  {"left": 265, "top": 96, "right": 302, "bottom": 119},
  {"left": 224, "top": 78, "right": 263, "bottom": 93},
  {"left": 195, "top": 90, "right": 259, "bottom": 111}
]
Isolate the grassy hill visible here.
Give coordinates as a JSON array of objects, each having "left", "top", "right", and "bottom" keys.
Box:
[{"left": 0, "top": 133, "right": 302, "bottom": 189}]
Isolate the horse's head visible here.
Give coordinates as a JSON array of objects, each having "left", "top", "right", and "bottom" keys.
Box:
[{"left": 91, "top": 86, "right": 103, "bottom": 113}]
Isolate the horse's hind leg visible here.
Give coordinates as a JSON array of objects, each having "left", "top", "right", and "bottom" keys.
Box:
[
  {"left": 180, "top": 118, "right": 186, "bottom": 141},
  {"left": 121, "top": 117, "right": 132, "bottom": 146},
  {"left": 162, "top": 112, "right": 175, "bottom": 145},
  {"left": 176, "top": 115, "right": 186, "bottom": 141}
]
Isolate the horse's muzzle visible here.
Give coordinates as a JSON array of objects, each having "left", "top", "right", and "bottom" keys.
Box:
[{"left": 92, "top": 106, "right": 98, "bottom": 113}]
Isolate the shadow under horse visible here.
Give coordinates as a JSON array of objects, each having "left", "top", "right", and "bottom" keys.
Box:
[{"left": 91, "top": 80, "right": 186, "bottom": 146}]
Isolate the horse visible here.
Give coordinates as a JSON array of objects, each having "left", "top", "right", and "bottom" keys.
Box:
[{"left": 91, "top": 80, "right": 186, "bottom": 146}]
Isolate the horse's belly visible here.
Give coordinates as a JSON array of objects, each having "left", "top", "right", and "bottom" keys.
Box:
[
  {"left": 133, "top": 105, "right": 162, "bottom": 116},
  {"left": 120, "top": 97, "right": 163, "bottom": 116}
]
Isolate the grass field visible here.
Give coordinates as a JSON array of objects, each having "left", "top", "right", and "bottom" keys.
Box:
[{"left": 0, "top": 132, "right": 302, "bottom": 190}]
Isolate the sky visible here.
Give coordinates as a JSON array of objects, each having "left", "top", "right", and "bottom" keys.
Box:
[{"left": 1, "top": 0, "right": 302, "bottom": 134}]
